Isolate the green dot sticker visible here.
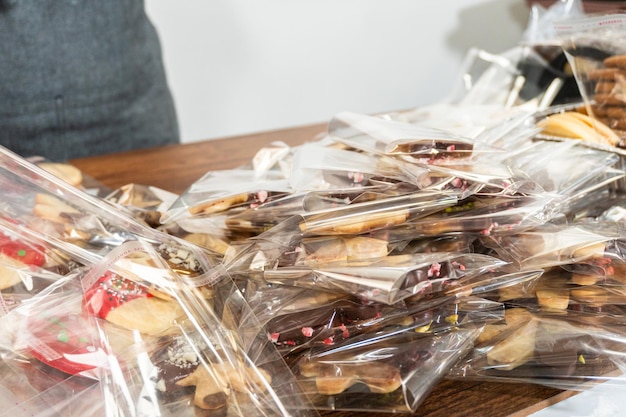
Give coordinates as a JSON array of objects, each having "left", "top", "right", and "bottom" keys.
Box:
[
  {"left": 17, "top": 249, "right": 26, "bottom": 257},
  {"left": 57, "top": 329, "right": 69, "bottom": 343}
]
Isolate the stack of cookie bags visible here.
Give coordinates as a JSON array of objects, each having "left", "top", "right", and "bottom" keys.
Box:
[
  {"left": 0, "top": 146, "right": 319, "bottom": 417},
  {"left": 433, "top": 10, "right": 626, "bottom": 392},
  {"left": 157, "top": 82, "right": 626, "bottom": 412}
]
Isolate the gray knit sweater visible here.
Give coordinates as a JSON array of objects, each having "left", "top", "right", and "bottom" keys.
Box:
[{"left": 0, "top": 0, "right": 179, "bottom": 161}]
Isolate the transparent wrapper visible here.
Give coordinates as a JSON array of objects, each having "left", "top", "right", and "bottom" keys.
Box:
[
  {"left": 105, "top": 183, "right": 179, "bottom": 228},
  {"left": 386, "top": 103, "right": 536, "bottom": 148},
  {"left": 400, "top": 193, "right": 555, "bottom": 238},
  {"left": 0, "top": 147, "right": 318, "bottom": 416},
  {"left": 296, "top": 190, "right": 458, "bottom": 237},
  {"left": 0, "top": 146, "right": 226, "bottom": 269},
  {"left": 288, "top": 142, "right": 408, "bottom": 191},
  {"left": 2, "top": 239, "right": 318, "bottom": 417},
  {"left": 162, "top": 169, "right": 293, "bottom": 224},
  {"left": 0, "top": 217, "right": 84, "bottom": 314},
  {"left": 222, "top": 190, "right": 461, "bottom": 276},
  {"left": 88, "top": 242, "right": 316, "bottom": 417},
  {"left": 383, "top": 233, "right": 476, "bottom": 256},
  {"left": 449, "top": 306, "right": 626, "bottom": 391},
  {"left": 328, "top": 111, "right": 481, "bottom": 162},
  {"left": 283, "top": 295, "right": 501, "bottom": 413},
  {"left": 504, "top": 139, "right": 622, "bottom": 195},
  {"left": 30, "top": 157, "right": 113, "bottom": 198},
  {"left": 262, "top": 252, "right": 508, "bottom": 305},
  {"left": 521, "top": 0, "right": 585, "bottom": 45},
  {"left": 238, "top": 273, "right": 503, "bottom": 412},
  {"left": 221, "top": 174, "right": 480, "bottom": 240},
  {"left": 427, "top": 135, "right": 624, "bottom": 199},
  {"left": 0, "top": 275, "right": 111, "bottom": 417},
  {"left": 165, "top": 134, "right": 485, "bottom": 250},
  {"left": 482, "top": 222, "right": 624, "bottom": 270},
  {"left": 294, "top": 326, "right": 480, "bottom": 413},
  {"left": 555, "top": 13, "right": 626, "bottom": 144},
  {"left": 446, "top": 45, "right": 580, "bottom": 110}
]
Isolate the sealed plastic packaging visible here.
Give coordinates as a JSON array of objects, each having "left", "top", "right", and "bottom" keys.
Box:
[
  {"left": 0, "top": 146, "right": 319, "bottom": 417},
  {"left": 236, "top": 272, "right": 507, "bottom": 413},
  {"left": 31, "top": 157, "right": 113, "bottom": 198},
  {"left": 399, "top": 193, "right": 556, "bottom": 238},
  {"left": 0, "top": 274, "right": 112, "bottom": 417},
  {"left": 0, "top": 146, "right": 225, "bottom": 269},
  {"left": 105, "top": 183, "right": 179, "bottom": 228},
  {"left": 446, "top": 46, "right": 578, "bottom": 110},
  {"left": 328, "top": 111, "right": 482, "bottom": 162},
  {"left": 162, "top": 168, "right": 292, "bottom": 225},
  {"left": 449, "top": 306, "right": 626, "bottom": 391},
  {"left": 448, "top": 221, "right": 626, "bottom": 391},
  {"left": 0, "top": 236, "right": 319, "bottom": 417},
  {"left": 0, "top": 216, "right": 83, "bottom": 314},
  {"left": 295, "top": 325, "right": 481, "bottom": 413},
  {"left": 262, "top": 252, "right": 508, "bottom": 305},
  {"left": 482, "top": 222, "right": 624, "bottom": 270},
  {"left": 555, "top": 13, "right": 626, "bottom": 143}
]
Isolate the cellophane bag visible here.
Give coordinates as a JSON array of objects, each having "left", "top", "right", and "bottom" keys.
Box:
[
  {"left": 234, "top": 269, "right": 507, "bottom": 413},
  {"left": 0, "top": 216, "right": 85, "bottom": 315},
  {"left": 0, "top": 146, "right": 319, "bottom": 417},
  {"left": 447, "top": 216, "right": 626, "bottom": 390},
  {"left": 555, "top": 12, "right": 626, "bottom": 142},
  {"left": 85, "top": 94, "right": 626, "bottom": 413}
]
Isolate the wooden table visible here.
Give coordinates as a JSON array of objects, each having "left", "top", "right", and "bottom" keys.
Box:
[{"left": 71, "top": 123, "right": 575, "bottom": 417}]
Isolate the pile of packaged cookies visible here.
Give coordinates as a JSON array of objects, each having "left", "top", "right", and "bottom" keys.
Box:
[
  {"left": 6, "top": 3, "right": 626, "bottom": 417},
  {"left": 0, "top": 149, "right": 320, "bottom": 417}
]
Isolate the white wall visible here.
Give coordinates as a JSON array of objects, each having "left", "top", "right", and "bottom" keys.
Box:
[{"left": 145, "top": 0, "right": 530, "bottom": 143}]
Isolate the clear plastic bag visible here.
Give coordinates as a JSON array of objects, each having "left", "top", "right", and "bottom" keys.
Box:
[
  {"left": 328, "top": 111, "right": 479, "bottom": 162},
  {"left": 263, "top": 252, "right": 508, "bottom": 305},
  {"left": 238, "top": 273, "right": 503, "bottom": 413},
  {"left": 0, "top": 146, "right": 319, "bottom": 417},
  {"left": 482, "top": 222, "right": 623, "bottom": 270},
  {"left": 555, "top": 13, "right": 626, "bottom": 142},
  {"left": 449, "top": 307, "right": 626, "bottom": 391},
  {"left": 0, "top": 217, "right": 82, "bottom": 314}
]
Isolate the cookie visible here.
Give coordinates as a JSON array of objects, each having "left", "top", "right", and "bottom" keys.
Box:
[
  {"left": 300, "top": 209, "right": 409, "bottom": 235},
  {"left": 535, "top": 287, "right": 570, "bottom": 311},
  {"left": 603, "top": 54, "right": 626, "bottom": 69},
  {"left": 299, "top": 359, "right": 402, "bottom": 395},
  {"left": 594, "top": 81, "right": 617, "bottom": 95},
  {"left": 266, "top": 301, "right": 384, "bottom": 352},
  {"left": 570, "top": 272, "right": 601, "bottom": 286},
  {"left": 591, "top": 104, "right": 626, "bottom": 119},
  {"left": 477, "top": 307, "right": 533, "bottom": 344},
  {"left": 38, "top": 162, "right": 83, "bottom": 188},
  {"left": 587, "top": 67, "right": 626, "bottom": 81},
  {"left": 176, "top": 362, "right": 271, "bottom": 413},
  {"left": 570, "top": 286, "right": 612, "bottom": 307},
  {"left": 26, "top": 310, "right": 106, "bottom": 377},
  {"left": 537, "top": 111, "right": 620, "bottom": 147},
  {"left": 32, "top": 193, "right": 81, "bottom": 224},
  {"left": 390, "top": 139, "right": 474, "bottom": 160},
  {"left": 188, "top": 193, "right": 250, "bottom": 216},
  {"left": 486, "top": 316, "right": 539, "bottom": 371},
  {"left": 0, "top": 232, "right": 46, "bottom": 290},
  {"left": 302, "top": 236, "right": 388, "bottom": 264},
  {"left": 152, "top": 335, "right": 205, "bottom": 398},
  {"left": 84, "top": 271, "right": 184, "bottom": 335},
  {"left": 598, "top": 116, "right": 626, "bottom": 131},
  {"left": 156, "top": 242, "right": 204, "bottom": 276},
  {"left": 594, "top": 93, "right": 626, "bottom": 106}
]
